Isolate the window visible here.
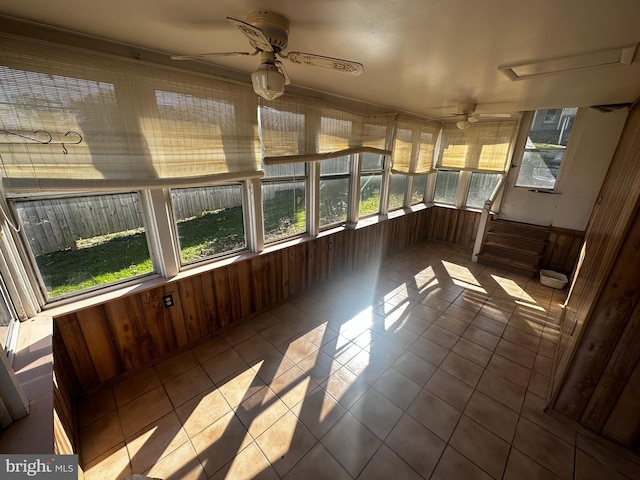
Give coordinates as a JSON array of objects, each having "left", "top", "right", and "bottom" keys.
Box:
[
  {"left": 262, "top": 163, "right": 307, "bottom": 243},
  {"left": 433, "top": 170, "right": 460, "bottom": 205},
  {"left": 388, "top": 174, "right": 407, "bottom": 210},
  {"left": 433, "top": 121, "right": 516, "bottom": 208},
  {"left": 515, "top": 108, "right": 577, "bottom": 190},
  {"left": 359, "top": 153, "right": 384, "bottom": 217},
  {"left": 0, "top": 274, "right": 19, "bottom": 361},
  {"left": 171, "top": 185, "right": 246, "bottom": 264},
  {"left": 543, "top": 109, "right": 559, "bottom": 124},
  {"left": 411, "top": 175, "right": 428, "bottom": 205},
  {"left": 466, "top": 173, "right": 501, "bottom": 208},
  {"left": 12, "top": 193, "right": 154, "bottom": 299},
  {"left": 320, "top": 156, "right": 350, "bottom": 228}
]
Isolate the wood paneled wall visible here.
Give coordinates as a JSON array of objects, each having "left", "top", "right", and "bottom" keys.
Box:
[
  {"left": 425, "top": 207, "right": 481, "bottom": 249},
  {"left": 550, "top": 103, "right": 640, "bottom": 451},
  {"left": 53, "top": 208, "right": 436, "bottom": 395},
  {"left": 541, "top": 227, "right": 585, "bottom": 276}
]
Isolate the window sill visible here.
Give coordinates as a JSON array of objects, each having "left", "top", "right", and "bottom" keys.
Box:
[
  {"left": 515, "top": 186, "right": 561, "bottom": 194},
  {"left": 431, "top": 202, "right": 484, "bottom": 214}
]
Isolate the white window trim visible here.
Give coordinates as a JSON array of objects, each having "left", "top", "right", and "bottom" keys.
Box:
[
  {"left": 348, "top": 153, "right": 361, "bottom": 225},
  {"left": 513, "top": 109, "right": 578, "bottom": 193}
]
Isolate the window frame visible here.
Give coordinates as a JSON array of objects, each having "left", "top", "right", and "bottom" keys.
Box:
[
  {"left": 261, "top": 167, "right": 308, "bottom": 246},
  {"left": 0, "top": 272, "right": 20, "bottom": 364},
  {"left": 169, "top": 182, "right": 249, "bottom": 267},
  {"left": 358, "top": 153, "right": 386, "bottom": 219},
  {"left": 514, "top": 109, "right": 577, "bottom": 192},
  {"left": 388, "top": 173, "right": 408, "bottom": 211},
  {"left": 318, "top": 155, "right": 352, "bottom": 230},
  {"left": 8, "top": 190, "right": 158, "bottom": 302}
]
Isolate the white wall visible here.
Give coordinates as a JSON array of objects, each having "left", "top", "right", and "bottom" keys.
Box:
[{"left": 499, "top": 107, "right": 628, "bottom": 231}]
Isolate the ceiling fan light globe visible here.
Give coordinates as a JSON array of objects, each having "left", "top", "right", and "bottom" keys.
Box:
[
  {"left": 456, "top": 119, "right": 473, "bottom": 130},
  {"left": 251, "top": 63, "right": 285, "bottom": 100}
]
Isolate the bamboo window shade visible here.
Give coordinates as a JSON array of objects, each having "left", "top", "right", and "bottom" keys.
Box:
[
  {"left": 391, "top": 118, "right": 440, "bottom": 175},
  {"left": 0, "top": 36, "right": 262, "bottom": 193},
  {"left": 259, "top": 95, "right": 396, "bottom": 165},
  {"left": 437, "top": 121, "right": 518, "bottom": 172}
]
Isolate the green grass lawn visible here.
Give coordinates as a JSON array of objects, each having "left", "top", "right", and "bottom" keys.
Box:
[
  {"left": 36, "top": 228, "right": 154, "bottom": 297},
  {"left": 38, "top": 190, "right": 306, "bottom": 298},
  {"left": 37, "top": 184, "right": 405, "bottom": 298}
]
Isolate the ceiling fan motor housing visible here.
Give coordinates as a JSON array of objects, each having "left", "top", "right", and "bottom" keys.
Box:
[
  {"left": 457, "top": 102, "right": 477, "bottom": 115},
  {"left": 246, "top": 11, "right": 289, "bottom": 51}
]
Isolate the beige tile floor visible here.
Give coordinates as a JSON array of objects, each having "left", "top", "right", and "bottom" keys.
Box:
[{"left": 77, "top": 242, "right": 640, "bottom": 480}]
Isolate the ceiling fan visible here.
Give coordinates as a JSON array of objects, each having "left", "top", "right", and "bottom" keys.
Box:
[
  {"left": 171, "top": 11, "right": 364, "bottom": 101},
  {"left": 442, "top": 102, "right": 512, "bottom": 129}
]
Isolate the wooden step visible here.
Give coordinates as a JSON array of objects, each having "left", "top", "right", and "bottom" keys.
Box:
[
  {"left": 477, "top": 252, "right": 538, "bottom": 277},
  {"left": 485, "top": 231, "right": 547, "bottom": 254},
  {"left": 482, "top": 242, "right": 543, "bottom": 263},
  {"left": 490, "top": 219, "right": 550, "bottom": 241}
]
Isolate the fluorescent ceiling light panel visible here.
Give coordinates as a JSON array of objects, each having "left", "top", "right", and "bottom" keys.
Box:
[{"left": 499, "top": 44, "right": 637, "bottom": 80}]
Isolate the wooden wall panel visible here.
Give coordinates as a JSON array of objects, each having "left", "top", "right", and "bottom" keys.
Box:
[
  {"left": 178, "top": 276, "right": 209, "bottom": 342},
  {"left": 235, "top": 260, "right": 254, "bottom": 316},
  {"left": 425, "top": 207, "right": 479, "bottom": 249},
  {"left": 553, "top": 205, "right": 640, "bottom": 422},
  {"left": 55, "top": 314, "right": 99, "bottom": 391},
  {"left": 140, "top": 287, "right": 177, "bottom": 356},
  {"left": 542, "top": 227, "right": 585, "bottom": 276},
  {"left": 226, "top": 264, "right": 244, "bottom": 321},
  {"left": 199, "top": 271, "right": 218, "bottom": 332},
  {"left": 584, "top": 300, "right": 640, "bottom": 434},
  {"left": 549, "top": 103, "right": 640, "bottom": 452},
  {"left": 75, "top": 306, "right": 121, "bottom": 382},
  {"left": 103, "top": 297, "right": 153, "bottom": 371},
  {"left": 212, "top": 266, "right": 233, "bottom": 327},
  {"left": 602, "top": 362, "right": 640, "bottom": 449},
  {"left": 164, "top": 284, "right": 188, "bottom": 347},
  {"left": 52, "top": 325, "right": 81, "bottom": 455}
]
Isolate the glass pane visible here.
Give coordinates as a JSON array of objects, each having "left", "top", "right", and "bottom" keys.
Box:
[
  {"left": 530, "top": 108, "right": 576, "bottom": 148},
  {"left": 433, "top": 170, "right": 459, "bottom": 204},
  {"left": 411, "top": 175, "right": 427, "bottom": 204},
  {"left": 516, "top": 108, "right": 577, "bottom": 189},
  {"left": 361, "top": 153, "right": 384, "bottom": 171},
  {"left": 389, "top": 174, "right": 407, "bottom": 210},
  {"left": 466, "top": 173, "right": 501, "bottom": 208},
  {"left": 263, "top": 180, "right": 306, "bottom": 242},
  {"left": 263, "top": 162, "right": 305, "bottom": 178},
  {"left": 360, "top": 173, "right": 382, "bottom": 217},
  {"left": 172, "top": 185, "right": 246, "bottom": 264},
  {"left": 320, "top": 177, "right": 349, "bottom": 227},
  {"left": 320, "top": 156, "right": 350, "bottom": 175},
  {"left": 516, "top": 149, "right": 565, "bottom": 189},
  {"left": 14, "top": 193, "right": 153, "bottom": 298}
]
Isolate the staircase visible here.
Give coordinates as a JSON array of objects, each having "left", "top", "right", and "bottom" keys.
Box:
[{"left": 477, "top": 219, "right": 550, "bottom": 277}]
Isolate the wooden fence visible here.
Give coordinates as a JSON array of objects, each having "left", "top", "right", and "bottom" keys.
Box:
[{"left": 15, "top": 183, "right": 301, "bottom": 256}]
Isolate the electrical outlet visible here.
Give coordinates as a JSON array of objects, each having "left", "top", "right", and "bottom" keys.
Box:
[
  {"left": 328, "top": 241, "right": 333, "bottom": 251},
  {"left": 163, "top": 294, "right": 174, "bottom": 307}
]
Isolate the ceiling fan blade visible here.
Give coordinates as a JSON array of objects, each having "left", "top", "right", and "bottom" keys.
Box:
[
  {"left": 170, "top": 50, "right": 258, "bottom": 60},
  {"left": 468, "top": 116, "right": 480, "bottom": 123},
  {"left": 285, "top": 52, "right": 364, "bottom": 75},
  {"left": 275, "top": 60, "right": 291, "bottom": 85},
  {"left": 477, "top": 113, "right": 512, "bottom": 118},
  {"left": 227, "top": 17, "right": 273, "bottom": 52}
]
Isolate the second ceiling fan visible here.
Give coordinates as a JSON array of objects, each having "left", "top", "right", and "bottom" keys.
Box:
[{"left": 442, "top": 102, "right": 512, "bottom": 129}]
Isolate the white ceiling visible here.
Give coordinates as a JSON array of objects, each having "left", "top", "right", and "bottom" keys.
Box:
[{"left": 1, "top": 0, "right": 639, "bottom": 118}]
